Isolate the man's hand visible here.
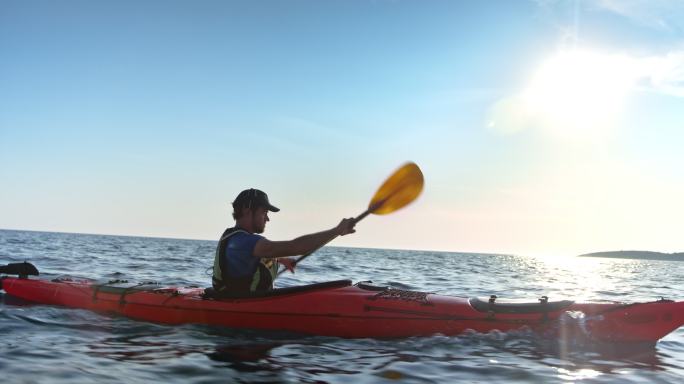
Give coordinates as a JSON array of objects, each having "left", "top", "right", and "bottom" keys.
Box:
[
  {"left": 335, "top": 218, "right": 356, "bottom": 236},
  {"left": 277, "top": 257, "right": 297, "bottom": 273}
]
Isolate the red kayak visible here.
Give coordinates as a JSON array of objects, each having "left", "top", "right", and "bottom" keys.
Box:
[{"left": 2, "top": 264, "right": 683, "bottom": 343}]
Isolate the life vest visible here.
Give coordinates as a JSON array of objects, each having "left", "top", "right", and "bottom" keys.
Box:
[{"left": 212, "top": 227, "right": 278, "bottom": 294}]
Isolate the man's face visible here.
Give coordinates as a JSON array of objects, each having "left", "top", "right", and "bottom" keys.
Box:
[{"left": 252, "top": 206, "right": 270, "bottom": 234}]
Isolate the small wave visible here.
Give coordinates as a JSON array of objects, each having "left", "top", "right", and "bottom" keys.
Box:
[
  {"left": 384, "top": 281, "right": 418, "bottom": 290},
  {"left": 5, "top": 239, "right": 27, "bottom": 245},
  {"left": 7, "top": 309, "right": 118, "bottom": 333}
]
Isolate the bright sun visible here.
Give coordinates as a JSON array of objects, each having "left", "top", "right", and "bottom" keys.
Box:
[{"left": 521, "top": 50, "right": 637, "bottom": 140}]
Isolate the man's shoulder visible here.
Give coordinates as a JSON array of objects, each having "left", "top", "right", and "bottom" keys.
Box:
[
  {"left": 228, "top": 231, "right": 264, "bottom": 244},
  {"left": 222, "top": 227, "right": 258, "bottom": 238}
]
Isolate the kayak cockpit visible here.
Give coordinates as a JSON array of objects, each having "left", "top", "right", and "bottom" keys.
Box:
[{"left": 202, "top": 279, "right": 352, "bottom": 300}]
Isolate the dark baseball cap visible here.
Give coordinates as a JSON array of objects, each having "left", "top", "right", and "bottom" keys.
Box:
[{"left": 233, "top": 188, "right": 280, "bottom": 212}]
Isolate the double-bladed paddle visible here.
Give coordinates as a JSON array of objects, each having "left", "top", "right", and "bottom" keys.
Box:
[{"left": 277, "top": 162, "right": 424, "bottom": 276}]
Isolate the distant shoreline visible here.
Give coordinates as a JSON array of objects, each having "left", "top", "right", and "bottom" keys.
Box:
[{"left": 579, "top": 250, "right": 684, "bottom": 261}]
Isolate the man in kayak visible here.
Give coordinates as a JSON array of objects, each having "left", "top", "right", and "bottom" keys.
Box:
[{"left": 212, "top": 188, "right": 356, "bottom": 294}]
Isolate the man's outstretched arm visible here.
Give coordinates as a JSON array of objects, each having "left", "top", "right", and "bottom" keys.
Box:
[{"left": 253, "top": 218, "right": 356, "bottom": 259}]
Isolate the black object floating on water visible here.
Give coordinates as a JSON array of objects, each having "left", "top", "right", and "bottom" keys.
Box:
[{"left": 0, "top": 262, "right": 40, "bottom": 278}]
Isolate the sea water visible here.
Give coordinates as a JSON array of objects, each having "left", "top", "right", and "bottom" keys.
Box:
[{"left": 1, "top": 229, "right": 682, "bottom": 383}]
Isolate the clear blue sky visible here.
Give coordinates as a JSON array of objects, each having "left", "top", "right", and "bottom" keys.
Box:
[{"left": 2, "top": 0, "right": 683, "bottom": 255}]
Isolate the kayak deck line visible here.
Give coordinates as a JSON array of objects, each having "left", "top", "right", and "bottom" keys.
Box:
[
  {"left": 363, "top": 304, "right": 574, "bottom": 324},
  {"left": 593, "top": 298, "right": 676, "bottom": 315},
  {"left": 2, "top": 274, "right": 684, "bottom": 342}
]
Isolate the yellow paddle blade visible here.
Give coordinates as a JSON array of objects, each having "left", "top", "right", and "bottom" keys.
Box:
[{"left": 368, "top": 162, "right": 424, "bottom": 215}]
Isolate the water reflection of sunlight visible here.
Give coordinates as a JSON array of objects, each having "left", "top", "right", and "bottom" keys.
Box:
[
  {"left": 557, "top": 367, "right": 601, "bottom": 381},
  {"left": 531, "top": 255, "right": 617, "bottom": 301}
]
